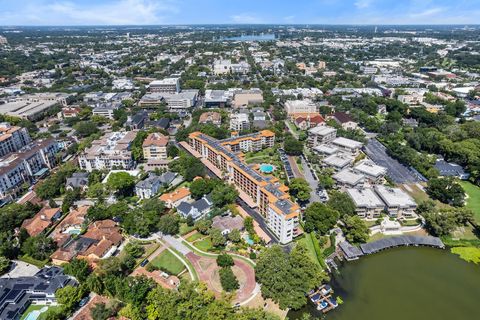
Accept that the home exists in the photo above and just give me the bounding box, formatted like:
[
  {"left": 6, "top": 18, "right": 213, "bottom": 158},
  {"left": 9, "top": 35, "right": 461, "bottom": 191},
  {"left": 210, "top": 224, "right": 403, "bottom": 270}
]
[
  {"left": 159, "top": 187, "right": 191, "bottom": 208},
  {"left": 346, "top": 188, "right": 385, "bottom": 219},
  {"left": 177, "top": 195, "right": 213, "bottom": 220},
  {"left": 374, "top": 185, "right": 417, "bottom": 219},
  {"left": 21, "top": 207, "right": 62, "bottom": 236},
  {"left": 135, "top": 174, "right": 163, "bottom": 199},
  {"left": 51, "top": 205, "right": 89, "bottom": 246},
  {"left": 211, "top": 215, "right": 244, "bottom": 235},
  {"left": 65, "top": 172, "right": 90, "bottom": 192},
  {"left": 331, "top": 112, "right": 358, "bottom": 130}
]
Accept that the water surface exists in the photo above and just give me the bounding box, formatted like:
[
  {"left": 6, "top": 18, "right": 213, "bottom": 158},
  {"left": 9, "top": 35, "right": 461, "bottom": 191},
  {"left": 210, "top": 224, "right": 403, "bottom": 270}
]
[{"left": 288, "top": 247, "right": 480, "bottom": 320}]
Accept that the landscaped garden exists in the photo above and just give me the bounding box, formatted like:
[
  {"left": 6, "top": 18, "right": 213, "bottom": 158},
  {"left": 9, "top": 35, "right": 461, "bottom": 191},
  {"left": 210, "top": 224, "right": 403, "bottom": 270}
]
[
  {"left": 150, "top": 250, "right": 185, "bottom": 275},
  {"left": 459, "top": 181, "right": 480, "bottom": 223},
  {"left": 20, "top": 305, "right": 62, "bottom": 320}
]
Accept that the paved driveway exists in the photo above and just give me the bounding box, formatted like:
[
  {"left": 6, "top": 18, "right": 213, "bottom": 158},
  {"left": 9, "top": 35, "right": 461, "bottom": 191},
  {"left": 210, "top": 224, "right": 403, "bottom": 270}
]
[{"left": 364, "top": 139, "right": 421, "bottom": 184}]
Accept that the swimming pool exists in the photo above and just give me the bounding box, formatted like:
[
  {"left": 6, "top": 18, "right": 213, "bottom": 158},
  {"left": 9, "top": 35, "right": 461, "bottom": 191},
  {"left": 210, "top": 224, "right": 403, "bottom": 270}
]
[
  {"left": 244, "top": 234, "right": 254, "bottom": 245},
  {"left": 259, "top": 164, "right": 274, "bottom": 174}
]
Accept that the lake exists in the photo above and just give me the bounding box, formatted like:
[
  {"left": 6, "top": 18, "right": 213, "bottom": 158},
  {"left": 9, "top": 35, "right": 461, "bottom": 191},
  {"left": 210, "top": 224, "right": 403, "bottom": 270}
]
[
  {"left": 220, "top": 33, "right": 275, "bottom": 41},
  {"left": 288, "top": 247, "right": 480, "bottom": 320}
]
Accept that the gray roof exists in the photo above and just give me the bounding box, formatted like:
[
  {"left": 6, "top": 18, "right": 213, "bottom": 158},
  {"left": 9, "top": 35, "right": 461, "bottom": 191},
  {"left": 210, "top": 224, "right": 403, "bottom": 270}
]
[
  {"left": 159, "top": 172, "right": 177, "bottom": 184},
  {"left": 66, "top": 172, "right": 89, "bottom": 188},
  {"left": 360, "top": 235, "right": 444, "bottom": 254},
  {"left": 136, "top": 175, "right": 162, "bottom": 189},
  {"left": 435, "top": 159, "right": 468, "bottom": 178},
  {"left": 0, "top": 267, "right": 76, "bottom": 320}
]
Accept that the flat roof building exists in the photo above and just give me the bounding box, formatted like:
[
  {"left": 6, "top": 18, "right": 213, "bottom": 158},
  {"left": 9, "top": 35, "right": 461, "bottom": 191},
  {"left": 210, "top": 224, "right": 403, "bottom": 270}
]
[
  {"left": 353, "top": 160, "right": 387, "bottom": 183},
  {"left": 331, "top": 137, "right": 363, "bottom": 155},
  {"left": 149, "top": 78, "right": 180, "bottom": 94},
  {"left": 374, "top": 185, "right": 417, "bottom": 218},
  {"left": 308, "top": 125, "right": 337, "bottom": 147},
  {"left": 333, "top": 169, "right": 365, "bottom": 188},
  {"left": 346, "top": 188, "right": 384, "bottom": 219},
  {"left": 323, "top": 154, "right": 354, "bottom": 171},
  {"left": 285, "top": 100, "right": 317, "bottom": 115}
]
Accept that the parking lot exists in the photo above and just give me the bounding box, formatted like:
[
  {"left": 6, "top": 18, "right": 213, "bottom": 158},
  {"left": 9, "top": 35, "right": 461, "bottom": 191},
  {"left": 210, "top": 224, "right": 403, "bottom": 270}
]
[
  {"left": 364, "top": 139, "right": 423, "bottom": 184},
  {"left": 278, "top": 148, "right": 294, "bottom": 181}
]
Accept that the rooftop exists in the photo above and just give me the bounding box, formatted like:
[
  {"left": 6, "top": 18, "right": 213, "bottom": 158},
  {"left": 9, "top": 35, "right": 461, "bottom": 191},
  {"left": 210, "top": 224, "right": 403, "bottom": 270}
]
[
  {"left": 346, "top": 188, "right": 384, "bottom": 208},
  {"left": 374, "top": 185, "right": 416, "bottom": 208}
]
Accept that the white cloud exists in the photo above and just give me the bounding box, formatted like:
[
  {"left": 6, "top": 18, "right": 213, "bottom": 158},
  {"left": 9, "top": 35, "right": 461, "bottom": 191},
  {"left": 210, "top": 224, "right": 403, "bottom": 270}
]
[
  {"left": 409, "top": 7, "right": 445, "bottom": 19},
  {"left": 284, "top": 15, "right": 295, "bottom": 23},
  {"left": 230, "top": 13, "right": 264, "bottom": 24},
  {"left": 354, "top": 0, "right": 373, "bottom": 9},
  {"left": 0, "top": 0, "right": 179, "bottom": 25}
]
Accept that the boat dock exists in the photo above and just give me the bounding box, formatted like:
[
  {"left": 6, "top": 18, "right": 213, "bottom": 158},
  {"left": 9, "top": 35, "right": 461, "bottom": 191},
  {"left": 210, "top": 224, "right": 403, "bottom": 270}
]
[
  {"left": 307, "top": 285, "right": 338, "bottom": 313},
  {"left": 339, "top": 235, "right": 445, "bottom": 261}
]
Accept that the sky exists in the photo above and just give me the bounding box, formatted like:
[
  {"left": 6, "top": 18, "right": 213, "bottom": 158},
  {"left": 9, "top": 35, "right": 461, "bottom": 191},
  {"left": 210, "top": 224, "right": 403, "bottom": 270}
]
[{"left": 1, "top": 0, "right": 480, "bottom": 26}]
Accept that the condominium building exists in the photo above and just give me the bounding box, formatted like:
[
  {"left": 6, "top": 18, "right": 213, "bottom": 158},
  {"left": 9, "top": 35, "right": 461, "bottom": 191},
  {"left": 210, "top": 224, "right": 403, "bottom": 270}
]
[
  {"left": 284, "top": 100, "right": 317, "bottom": 115},
  {"left": 0, "top": 93, "right": 71, "bottom": 120},
  {"left": 149, "top": 78, "right": 180, "bottom": 93},
  {"left": 308, "top": 125, "right": 337, "bottom": 147},
  {"left": 78, "top": 131, "right": 137, "bottom": 171},
  {"left": 92, "top": 102, "right": 122, "bottom": 119},
  {"left": 229, "top": 112, "right": 250, "bottom": 131},
  {"left": 213, "top": 59, "right": 250, "bottom": 75},
  {"left": 374, "top": 185, "right": 417, "bottom": 218},
  {"left": 346, "top": 188, "right": 384, "bottom": 219},
  {"left": 142, "top": 133, "right": 169, "bottom": 160},
  {"left": 187, "top": 131, "right": 299, "bottom": 244},
  {"left": 331, "top": 137, "right": 363, "bottom": 155},
  {"left": 353, "top": 160, "right": 387, "bottom": 183},
  {"left": 0, "top": 139, "right": 59, "bottom": 202},
  {"left": 0, "top": 123, "right": 31, "bottom": 157}
]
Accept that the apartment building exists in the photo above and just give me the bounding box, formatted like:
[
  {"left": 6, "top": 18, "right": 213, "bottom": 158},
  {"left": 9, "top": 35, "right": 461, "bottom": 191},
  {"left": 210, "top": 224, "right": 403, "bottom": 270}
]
[
  {"left": 308, "top": 126, "right": 337, "bottom": 147},
  {"left": 221, "top": 130, "right": 275, "bottom": 153},
  {"left": 353, "top": 160, "right": 387, "bottom": 183},
  {"left": 92, "top": 102, "right": 122, "bottom": 119},
  {"left": 284, "top": 100, "right": 317, "bottom": 115},
  {"left": 374, "top": 185, "right": 417, "bottom": 218},
  {"left": 78, "top": 131, "right": 137, "bottom": 171},
  {"left": 149, "top": 78, "right": 180, "bottom": 93},
  {"left": 0, "top": 123, "right": 31, "bottom": 157},
  {"left": 213, "top": 59, "right": 250, "bottom": 75},
  {"left": 142, "top": 132, "right": 168, "bottom": 160},
  {"left": 346, "top": 188, "right": 384, "bottom": 219},
  {"left": 0, "top": 139, "right": 59, "bottom": 202},
  {"left": 188, "top": 131, "right": 298, "bottom": 244},
  {"left": 229, "top": 112, "right": 250, "bottom": 131},
  {"left": 331, "top": 137, "right": 363, "bottom": 155}
]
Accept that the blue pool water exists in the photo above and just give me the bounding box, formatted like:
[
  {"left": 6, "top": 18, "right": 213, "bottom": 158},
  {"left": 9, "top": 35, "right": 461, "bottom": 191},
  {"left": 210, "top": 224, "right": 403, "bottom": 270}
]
[
  {"left": 244, "top": 235, "right": 254, "bottom": 245},
  {"left": 259, "top": 164, "right": 274, "bottom": 173}
]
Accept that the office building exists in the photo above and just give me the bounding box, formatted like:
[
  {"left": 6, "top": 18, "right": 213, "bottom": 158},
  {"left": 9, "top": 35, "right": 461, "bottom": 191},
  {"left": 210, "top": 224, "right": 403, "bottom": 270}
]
[
  {"left": 187, "top": 131, "right": 299, "bottom": 244},
  {"left": 92, "top": 102, "right": 122, "bottom": 119},
  {"left": 78, "top": 131, "right": 137, "bottom": 171},
  {"left": 284, "top": 100, "right": 317, "bottom": 115},
  {"left": 149, "top": 78, "right": 180, "bottom": 93},
  {"left": 0, "top": 93, "right": 71, "bottom": 120}
]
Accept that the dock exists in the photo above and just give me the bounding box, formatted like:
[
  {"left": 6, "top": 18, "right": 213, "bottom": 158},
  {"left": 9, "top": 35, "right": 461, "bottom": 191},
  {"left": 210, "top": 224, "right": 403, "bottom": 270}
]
[
  {"left": 307, "top": 285, "right": 338, "bottom": 313},
  {"left": 339, "top": 235, "right": 445, "bottom": 261}
]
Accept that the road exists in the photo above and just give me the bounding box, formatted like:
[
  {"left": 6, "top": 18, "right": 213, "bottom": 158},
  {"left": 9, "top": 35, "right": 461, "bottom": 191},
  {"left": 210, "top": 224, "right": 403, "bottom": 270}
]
[
  {"left": 301, "top": 156, "right": 322, "bottom": 203},
  {"left": 364, "top": 139, "right": 422, "bottom": 184}
]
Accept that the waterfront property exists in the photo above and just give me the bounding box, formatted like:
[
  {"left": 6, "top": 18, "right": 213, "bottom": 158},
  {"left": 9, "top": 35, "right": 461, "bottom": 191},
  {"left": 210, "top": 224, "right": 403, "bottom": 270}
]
[{"left": 185, "top": 130, "right": 300, "bottom": 244}]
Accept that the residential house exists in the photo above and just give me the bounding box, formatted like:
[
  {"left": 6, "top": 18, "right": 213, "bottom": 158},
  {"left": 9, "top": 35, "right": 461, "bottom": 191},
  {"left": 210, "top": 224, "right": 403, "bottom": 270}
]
[
  {"left": 159, "top": 187, "right": 191, "bottom": 208},
  {"left": 211, "top": 215, "right": 244, "bottom": 235},
  {"left": 177, "top": 195, "right": 213, "bottom": 220},
  {"left": 135, "top": 174, "right": 163, "bottom": 199},
  {"left": 21, "top": 207, "right": 62, "bottom": 236},
  {"left": 331, "top": 112, "right": 358, "bottom": 130},
  {"left": 65, "top": 172, "right": 90, "bottom": 192}
]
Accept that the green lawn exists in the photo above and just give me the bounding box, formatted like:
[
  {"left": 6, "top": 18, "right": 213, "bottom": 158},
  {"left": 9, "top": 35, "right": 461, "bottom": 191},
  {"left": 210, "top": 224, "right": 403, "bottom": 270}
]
[
  {"left": 21, "top": 305, "right": 62, "bottom": 320},
  {"left": 150, "top": 250, "right": 185, "bottom": 275},
  {"left": 19, "top": 255, "right": 48, "bottom": 268},
  {"left": 460, "top": 181, "right": 480, "bottom": 223},
  {"left": 179, "top": 223, "right": 196, "bottom": 236},
  {"left": 194, "top": 237, "right": 213, "bottom": 251},
  {"left": 186, "top": 232, "right": 204, "bottom": 242},
  {"left": 296, "top": 233, "right": 322, "bottom": 269}
]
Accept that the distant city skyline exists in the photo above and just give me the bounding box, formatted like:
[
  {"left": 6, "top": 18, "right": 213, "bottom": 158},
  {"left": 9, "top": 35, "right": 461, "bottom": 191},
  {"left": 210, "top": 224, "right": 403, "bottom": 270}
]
[{"left": 1, "top": 0, "right": 480, "bottom": 26}]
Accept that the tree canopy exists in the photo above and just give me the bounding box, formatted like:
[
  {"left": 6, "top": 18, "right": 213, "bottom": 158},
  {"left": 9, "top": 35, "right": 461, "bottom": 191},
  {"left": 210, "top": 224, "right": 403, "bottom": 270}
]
[{"left": 304, "top": 203, "right": 339, "bottom": 234}]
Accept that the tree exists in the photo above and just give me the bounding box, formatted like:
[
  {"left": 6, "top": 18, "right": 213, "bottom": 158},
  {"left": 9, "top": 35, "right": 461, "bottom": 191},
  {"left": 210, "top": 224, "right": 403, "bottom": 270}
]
[
  {"left": 74, "top": 121, "right": 99, "bottom": 137},
  {"left": 0, "top": 256, "right": 10, "bottom": 275},
  {"left": 255, "top": 244, "right": 326, "bottom": 310},
  {"left": 21, "top": 235, "right": 56, "bottom": 260},
  {"left": 63, "top": 258, "right": 91, "bottom": 282},
  {"left": 283, "top": 135, "right": 303, "bottom": 156},
  {"left": 62, "top": 188, "right": 81, "bottom": 213},
  {"left": 209, "top": 228, "right": 227, "bottom": 247},
  {"left": 228, "top": 229, "right": 241, "bottom": 243},
  {"left": 90, "top": 303, "right": 113, "bottom": 320},
  {"left": 327, "top": 191, "right": 356, "bottom": 216},
  {"left": 219, "top": 267, "right": 239, "bottom": 292},
  {"left": 211, "top": 183, "right": 239, "bottom": 208},
  {"left": 304, "top": 203, "right": 339, "bottom": 234},
  {"left": 125, "top": 242, "right": 145, "bottom": 258},
  {"left": 342, "top": 216, "right": 369, "bottom": 243},
  {"left": 158, "top": 214, "right": 180, "bottom": 235},
  {"left": 216, "top": 253, "right": 234, "bottom": 267},
  {"left": 426, "top": 177, "right": 465, "bottom": 207},
  {"left": 169, "top": 155, "right": 205, "bottom": 181},
  {"left": 424, "top": 208, "right": 473, "bottom": 237},
  {"left": 87, "top": 183, "right": 105, "bottom": 199},
  {"left": 195, "top": 219, "right": 212, "bottom": 235},
  {"left": 56, "top": 285, "right": 84, "bottom": 311},
  {"left": 288, "top": 178, "right": 311, "bottom": 202},
  {"left": 167, "top": 145, "right": 179, "bottom": 158},
  {"left": 189, "top": 178, "right": 216, "bottom": 200},
  {"left": 130, "top": 131, "right": 147, "bottom": 161},
  {"left": 106, "top": 172, "right": 136, "bottom": 197}
]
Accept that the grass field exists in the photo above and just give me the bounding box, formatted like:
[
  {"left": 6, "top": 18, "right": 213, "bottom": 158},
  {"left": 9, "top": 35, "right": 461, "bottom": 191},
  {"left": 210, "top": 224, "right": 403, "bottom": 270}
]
[
  {"left": 460, "top": 181, "right": 480, "bottom": 223},
  {"left": 179, "top": 223, "right": 196, "bottom": 236},
  {"left": 186, "top": 233, "right": 204, "bottom": 242},
  {"left": 296, "top": 234, "right": 322, "bottom": 269},
  {"left": 194, "top": 237, "right": 213, "bottom": 252},
  {"left": 151, "top": 250, "right": 185, "bottom": 275},
  {"left": 20, "top": 305, "right": 62, "bottom": 320}
]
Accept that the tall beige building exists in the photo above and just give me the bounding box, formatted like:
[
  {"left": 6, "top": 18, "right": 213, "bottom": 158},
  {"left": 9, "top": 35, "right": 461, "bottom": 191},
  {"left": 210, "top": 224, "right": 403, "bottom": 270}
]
[{"left": 142, "top": 133, "right": 169, "bottom": 160}]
